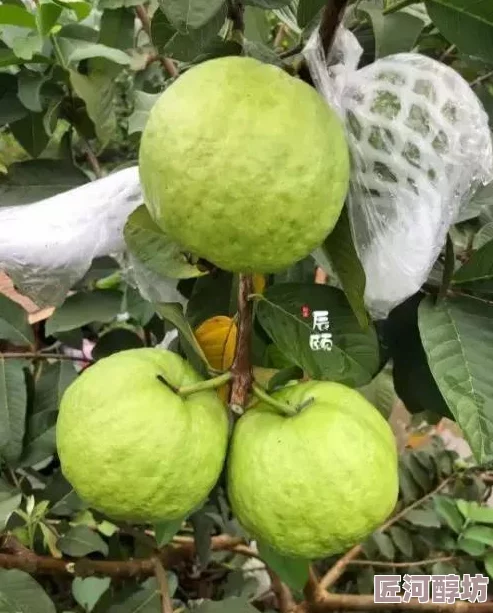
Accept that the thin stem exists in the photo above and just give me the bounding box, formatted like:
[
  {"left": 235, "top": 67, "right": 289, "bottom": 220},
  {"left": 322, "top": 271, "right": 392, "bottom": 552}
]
[
  {"left": 251, "top": 382, "right": 298, "bottom": 416},
  {"left": 0, "top": 352, "right": 92, "bottom": 364},
  {"left": 135, "top": 5, "right": 178, "bottom": 77},
  {"left": 319, "top": 0, "right": 351, "bottom": 58},
  {"left": 178, "top": 372, "right": 232, "bottom": 397},
  {"left": 438, "top": 44, "right": 456, "bottom": 62},
  {"left": 153, "top": 557, "right": 173, "bottom": 613},
  {"left": 470, "top": 69, "right": 493, "bottom": 88},
  {"left": 348, "top": 555, "right": 467, "bottom": 568}
]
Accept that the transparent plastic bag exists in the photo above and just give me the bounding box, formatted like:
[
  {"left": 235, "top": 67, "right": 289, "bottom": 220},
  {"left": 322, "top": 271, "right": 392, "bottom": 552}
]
[
  {"left": 304, "top": 27, "right": 493, "bottom": 318},
  {"left": 0, "top": 166, "right": 182, "bottom": 308}
]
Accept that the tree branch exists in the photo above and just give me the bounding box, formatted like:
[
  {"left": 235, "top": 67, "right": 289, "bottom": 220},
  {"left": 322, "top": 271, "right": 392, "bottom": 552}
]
[
  {"left": 135, "top": 5, "right": 178, "bottom": 77},
  {"left": 319, "top": 0, "right": 351, "bottom": 58},
  {"left": 226, "top": 0, "right": 244, "bottom": 33},
  {"left": 319, "top": 474, "right": 456, "bottom": 590},
  {"left": 0, "top": 352, "right": 93, "bottom": 364},
  {"left": 153, "top": 557, "right": 173, "bottom": 613},
  {"left": 347, "top": 555, "right": 467, "bottom": 569},
  {"left": 229, "top": 273, "right": 254, "bottom": 412}
]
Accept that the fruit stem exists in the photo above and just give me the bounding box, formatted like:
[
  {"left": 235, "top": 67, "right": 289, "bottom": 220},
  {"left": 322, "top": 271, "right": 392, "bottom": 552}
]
[
  {"left": 251, "top": 382, "right": 298, "bottom": 417},
  {"left": 178, "top": 372, "right": 232, "bottom": 397}
]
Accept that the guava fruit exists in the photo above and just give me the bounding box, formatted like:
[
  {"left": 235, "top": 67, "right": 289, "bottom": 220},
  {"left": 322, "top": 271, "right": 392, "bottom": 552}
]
[
  {"left": 227, "top": 381, "right": 398, "bottom": 559},
  {"left": 56, "top": 348, "right": 228, "bottom": 522},
  {"left": 139, "top": 56, "right": 350, "bottom": 273}
]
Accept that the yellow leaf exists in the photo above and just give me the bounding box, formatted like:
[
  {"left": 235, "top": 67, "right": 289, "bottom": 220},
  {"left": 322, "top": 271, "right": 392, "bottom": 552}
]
[{"left": 253, "top": 274, "right": 265, "bottom": 294}]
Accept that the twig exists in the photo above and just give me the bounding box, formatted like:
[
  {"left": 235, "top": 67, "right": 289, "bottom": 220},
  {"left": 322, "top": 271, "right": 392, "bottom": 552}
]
[
  {"left": 438, "top": 44, "right": 456, "bottom": 63},
  {"left": 319, "top": 0, "right": 351, "bottom": 58},
  {"left": 267, "top": 568, "right": 295, "bottom": 613},
  {"left": 319, "top": 474, "right": 456, "bottom": 590},
  {"left": 229, "top": 274, "right": 254, "bottom": 411},
  {"left": 226, "top": 0, "right": 244, "bottom": 33},
  {"left": 153, "top": 557, "right": 173, "bottom": 613},
  {"left": 0, "top": 352, "right": 92, "bottom": 363},
  {"left": 469, "top": 70, "right": 493, "bottom": 88},
  {"left": 274, "top": 24, "right": 287, "bottom": 50},
  {"left": 135, "top": 5, "right": 178, "bottom": 77},
  {"left": 348, "top": 555, "right": 466, "bottom": 568}
]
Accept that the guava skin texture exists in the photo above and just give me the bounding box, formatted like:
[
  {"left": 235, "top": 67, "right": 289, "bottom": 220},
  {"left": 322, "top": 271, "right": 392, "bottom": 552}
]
[
  {"left": 139, "top": 56, "right": 350, "bottom": 273},
  {"left": 56, "top": 348, "right": 228, "bottom": 522},
  {"left": 228, "top": 381, "right": 398, "bottom": 559}
]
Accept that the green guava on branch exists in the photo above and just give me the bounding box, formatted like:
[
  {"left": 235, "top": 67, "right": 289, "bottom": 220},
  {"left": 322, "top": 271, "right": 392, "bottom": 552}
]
[
  {"left": 139, "top": 56, "right": 350, "bottom": 273},
  {"left": 56, "top": 348, "right": 228, "bottom": 522},
  {"left": 227, "top": 380, "right": 398, "bottom": 559}
]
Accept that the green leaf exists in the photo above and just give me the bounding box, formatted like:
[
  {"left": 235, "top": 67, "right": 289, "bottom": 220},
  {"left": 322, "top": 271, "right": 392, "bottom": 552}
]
[
  {"left": 452, "top": 239, "right": 493, "bottom": 294},
  {"left": 17, "top": 70, "right": 49, "bottom": 113},
  {"left": 53, "top": 0, "right": 91, "bottom": 21},
  {"left": 155, "top": 302, "right": 209, "bottom": 368},
  {"left": 58, "top": 525, "right": 109, "bottom": 557},
  {"left": 433, "top": 496, "right": 463, "bottom": 533},
  {"left": 418, "top": 295, "right": 493, "bottom": 462},
  {"left": 456, "top": 500, "right": 493, "bottom": 524},
  {"left": 405, "top": 508, "right": 441, "bottom": 528},
  {"left": 72, "top": 577, "right": 110, "bottom": 612},
  {"left": 0, "top": 358, "right": 27, "bottom": 465},
  {"left": 10, "top": 112, "right": 49, "bottom": 158},
  {"left": 45, "top": 471, "right": 87, "bottom": 516},
  {"left": 474, "top": 222, "right": 493, "bottom": 250},
  {"left": 359, "top": 1, "right": 425, "bottom": 57},
  {"left": 459, "top": 182, "right": 493, "bottom": 223},
  {"left": 195, "top": 598, "right": 262, "bottom": 613},
  {"left": 358, "top": 364, "right": 396, "bottom": 419},
  {"left": 458, "top": 537, "right": 486, "bottom": 556},
  {"left": 0, "top": 75, "right": 28, "bottom": 125},
  {"left": 98, "top": 7, "right": 134, "bottom": 50},
  {"left": 0, "top": 569, "right": 56, "bottom": 613},
  {"left": 0, "top": 4, "right": 36, "bottom": 28},
  {"left": 425, "top": 0, "right": 493, "bottom": 65},
  {"left": 244, "top": 6, "right": 271, "bottom": 44},
  {"left": 36, "top": 0, "right": 62, "bottom": 35},
  {"left": 389, "top": 526, "right": 413, "bottom": 557},
  {"left": 461, "top": 525, "right": 493, "bottom": 547},
  {"left": 257, "top": 540, "right": 309, "bottom": 591},
  {"left": 124, "top": 205, "right": 206, "bottom": 280},
  {"left": 0, "top": 294, "right": 34, "bottom": 345},
  {"left": 154, "top": 517, "right": 184, "bottom": 547},
  {"left": 20, "top": 361, "right": 77, "bottom": 467},
  {"left": 160, "top": 0, "right": 225, "bottom": 32},
  {"left": 318, "top": 207, "right": 368, "bottom": 329},
  {"left": 105, "top": 582, "right": 161, "bottom": 613},
  {"left": 59, "top": 38, "right": 131, "bottom": 65},
  {"left": 0, "top": 491, "right": 21, "bottom": 531},
  {"left": 3, "top": 29, "right": 43, "bottom": 60},
  {"left": 484, "top": 552, "right": 493, "bottom": 580},
  {"left": 371, "top": 532, "right": 395, "bottom": 559},
  {"left": 244, "top": 0, "right": 292, "bottom": 7},
  {"left": 190, "top": 509, "right": 213, "bottom": 567},
  {"left": 46, "top": 290, "right": 122, "bottom": 335},
  {"left": 0, "top": 159, "right": 87, "bottom": 206},
  {"left": 127, "top": 91, "right": 160, "bottom": 134},
  {"left": 297, "top": 0, "right": 325, "bottom": 29},
  {"left": 255, "top": 284, "right": 379, "bottom": 387},
  {"left": 92, "top": 329, "right": 144, "bottom": 360},
  {"left": 69, "top": 69, "right": 117, "bottom": 146},
  {"left": 150, "top": 8, "right": 176, "bottom": 51}
]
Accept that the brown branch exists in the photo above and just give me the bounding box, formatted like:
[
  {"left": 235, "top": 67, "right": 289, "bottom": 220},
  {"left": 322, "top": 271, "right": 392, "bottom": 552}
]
[
  {"left": 226, "top": 0, "right": 244, "bottom": 33},
  {"left": 0, "top": 352, "right": 93, "bottom": 364},
  {"left": 267, "top": 568, "right": 295, "bottom": 613},
  {"left": 135, "top": 5, "right": 178, "bottom": 77},
  {"left": 348, "top": 555, "right": 466, "bottom": 569},
  {"left": 229, "top": 273, "right": 254, "bottom": 411},
  {"left": 470, "top": 70, "right": 493, "bottom": 88},
  {"left": 153, "top": 557, "right": 173, "bottom": 613},
  {"left": 319, "top": 474, "right": 456, "bottom": 590},
  {"left": 319, "top": 0, "right": 351, "bottom": 58}
]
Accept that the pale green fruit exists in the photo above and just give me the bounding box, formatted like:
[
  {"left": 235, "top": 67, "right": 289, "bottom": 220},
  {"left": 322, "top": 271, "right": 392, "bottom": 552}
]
[
  {"left": 56, "top": 348, "right": 228, "bottom": 522},
  {"left": 228, "top": 381, "right": 398, "bottom": 559},
  {"left": 139, "top": 56, "right": 350, "bottom": 274}
]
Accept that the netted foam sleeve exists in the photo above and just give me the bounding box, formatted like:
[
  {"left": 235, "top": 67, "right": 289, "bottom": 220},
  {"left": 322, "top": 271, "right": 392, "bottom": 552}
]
[{"left": 304, "top": 28, "right": 493, "bottom": 319}]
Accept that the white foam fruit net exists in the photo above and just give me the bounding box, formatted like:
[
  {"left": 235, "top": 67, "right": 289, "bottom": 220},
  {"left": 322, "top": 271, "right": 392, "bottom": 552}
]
[{"left": 305, "top": 28, "right": 493, "bottom": 319}]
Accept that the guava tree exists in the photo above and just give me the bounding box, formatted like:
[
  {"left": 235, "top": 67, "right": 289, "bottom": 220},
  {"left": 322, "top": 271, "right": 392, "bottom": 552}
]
[{"left": 1, "top": 0, "right": 493, "bottom": 612}]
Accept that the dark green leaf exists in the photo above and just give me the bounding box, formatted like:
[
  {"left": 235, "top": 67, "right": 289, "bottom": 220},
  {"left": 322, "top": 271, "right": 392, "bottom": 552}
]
[
  {"left": 150, "top": 8, "right": 176, "bottom": 52},
  {"left": 160, "top": 0, "right": 225, "bottom": 31},
  {"left": 484, "top": 552, "right": 493, "bottom": 580},
  {"left": 432, "top": 561, "right": 457, "bottom": 575},
  {"left": 0, "top": 358, "right": 27, "bottom": 465},
  {"left": 433, "top": 496, "right": 463, "bottom": 533},
  {"left": 190, "top": 510, "right": 213, "bottom": 567},
  {"left": 0, "top": 4, "right": 36, "bottom": 27},
  {"left": 20, "top": 361, "right": 77, "bottom": 467},
  {"left": 46, "top": 290, "right": 122, "bottom": 335},
  {"left": 92, "top": 329, "right": 144, "bottom": 360},
  {"left": 255, "top": 283, "right": 379, "bottom": 387},
  {"left": 99, "top": 7, "right": 135, "bottom": 50},
  {"left": 0, "top": 75, "right": 28, "bottom": 125},
  {"left": 0, "top": 569, "right": 56, "bottom": 613},
  {"left": 127, "top": 91, "right": 160, "bottom": 134},
  {"left": 186, "top": 271, "right": 234, "bottom": 328},
  {"left": 267, "top": 365, "right": 304, "bottom": 391},
  {"left": 458, "top": 537, "right": 486, "bottom": 556},
  {"left": 105, "top": 581, "right": 161, "bottom": 613},
  {"left": 461, "top": 525, "right": 493, "bottom": 547},
  {"left": 244, "top": 6, "right": 271, "bottom": 43},
  {"left": 426, "top": 0, "right": 493, "bottom": 65},
  {"left": 319, "top": 207, "right": 368, "bottom": 328},
  {"left": 371, "top": 532, "right": 395, "bottom": 559},
  {"left": 59, "top": 38, "right": 131, "bottom": 65},
  {"left": 58, "top": 525, "right": 109, "bottom": 557},
  {"left": 297, "top": 0, "right": 325, "bottom": 29},
  {"left": 72, "top": 577, "right": 110, "bottom": 613},
  {"left": 0, "top": 159, "right": 87, "bottom": 206},
  {"left": 0, "top": 294, "right": 34, "bottom": 345},
  {"left": 389, "top": 526, "right": 413, "bottom": 557},
  {"left": 459, "top": 181, "right": 493, "bottom": 222},
  {"left": 195, "top": 599, "right": 259, "bottom": 613},
  {"left": 257, "top": 540, "right": 309, "bottom": 591},
  {"left": 45, "top": 471, "right": 87, "bottom": 516},
  {"left": 154, "top": 517, "right": 184, "bottom": 547},
  {"left": 10, "top": 112, "right": 49, "bottom": 158},
  {"left": 358, "top": 365, "right": 396, "bottom": 419},
  {"left": 124, "top": 205, "right": 205, "bottom": 280},
  {"left": 439, "top": 234, "right": 455, "bottom": 298},
  {"left": 244, "top": 0, "right": 292, "bottom": 7},
  {"left": 452, "top": 239, "right": 493, "bottom": 294},
  {"left": 36, "top": 0, "right": 62, "bottom": 35},
  {"left": 419, "top": 295, "right": 493, "bottom": 463},
  {"left": 53, "top": 0, "right": 91, "bottom": 21},
  {"left": 17, "top": 70, "right": 49, "bottom": 113},
  {"left": 405, "top": 508, "right": 441, "bottom": 528}
]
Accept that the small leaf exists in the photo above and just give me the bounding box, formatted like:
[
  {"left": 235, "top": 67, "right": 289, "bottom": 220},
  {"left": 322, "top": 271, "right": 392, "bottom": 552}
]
[
  {"left": 46, "top": 290, "right": 122, "bottom": 335},
  {"left": 433, "top": 496, "right": 463, "bottom": 533},
  {"left": 45, "top": 471, "right": 87, "bottom": 516},
  {"left": 36, "top": 0, "right": 62, "bottom": 36},
  {"left": 53, "top": 0, "right": 91, "bottom": 20},
  {"left": 17, "top": 70, "right": 49, "bottom": 113},
  {"left": 154, "top": 517, "right": 184, "bottom": 547},
  {"left": 458, "top": 537, "right": 487, "bottom": 556},
  {"left": 160, "top": 0, "right": 225, "bottom": 31},
  {"left": 72, "top": 577, "right": 110, "bottom": 612},
  {"left": 405, "top": 508, "right": 441, "bottom": 528},
  {"left": 58, "top": 38, "right": 131, "bottom": 65},
  {"left": 0, "top": 358, "right": 27, "bottom": 465},
  {"left": 0, "top": 493, "right": 22, "bottom": 531},
  {"left": 461, "top": 525, "right": 493, "bottom": 547},
  {"left": 0, "top": 569, "right": 56, "bottom": 613},
  {"left": 106, "top": 581, "right": 161, "bottom": 613},
  {"left": 98, "top": 7, "right": 134, "bottom": 50},
  {"left": 255, "top": 283, "right": 379, "bottom": 387},
  {"left": 0, "top": 4, "right": 36, "bottom": 28},
  {"left": 257, "top": 540, "right": 309, "bottom": 591},
  {"left": 58, "top": 525, "right": 109, "bottom": 557},
  {"left": 456, "top": 500, "right": 493, "bottom": 525},
  {"left": 124, "top": 205, "right": 205, "bottom": 280},
  {"left": 452, "top": 239, "right": 493, "bottom": 294},
  {"left": 389, "top": 526, "right": 413, "bottom": 557},
  {"left": 195, "top": 598, "right": 259, "bottom": 613},
  {"left": 10, "top": 112, "right": 49, "bottom": 158},
  {"left": 127, "top": 91, "right": 160, "bottom": 134},
  {"left": 0, "top": 294, "right": 34, "bottom": 345}
]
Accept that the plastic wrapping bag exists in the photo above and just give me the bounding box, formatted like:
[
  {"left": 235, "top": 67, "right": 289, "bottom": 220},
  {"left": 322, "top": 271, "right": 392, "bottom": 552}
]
[
  {"left": 0, "top": 166, "right": 182, "bottom": 308},
  {"left": 304, "top": 27, "right": 493, "bottom": 318}
]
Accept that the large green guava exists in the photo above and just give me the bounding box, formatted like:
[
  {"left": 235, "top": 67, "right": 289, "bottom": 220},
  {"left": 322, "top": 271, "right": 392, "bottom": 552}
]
[
  {"left": 56, "top": 348, "right": 228, "bottom": 522},
  {"left": 139, "top": 56, "right": 350, "bottom": 273},
  {"left": 227, "top": 381, "right": 398, "bottom": 559}
]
